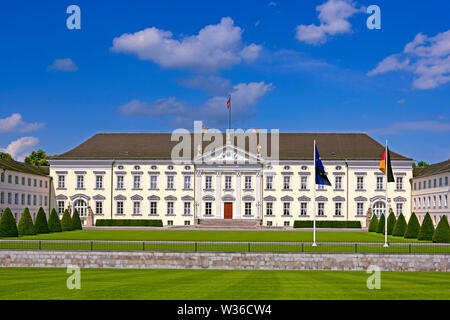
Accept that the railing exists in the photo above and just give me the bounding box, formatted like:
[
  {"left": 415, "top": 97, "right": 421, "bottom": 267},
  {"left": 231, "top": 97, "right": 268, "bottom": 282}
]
[{"left": 0, "top": 240, "right": 449, "bottom": 254}]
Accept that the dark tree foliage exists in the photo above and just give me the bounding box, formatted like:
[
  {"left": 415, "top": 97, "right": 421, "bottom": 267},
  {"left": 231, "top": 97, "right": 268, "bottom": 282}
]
[
  {"left": 392, "top": 213, "right": 407, "bottom": 237},
  {"left": 404, "top": 212, "right": 420, "bottom": 239},
  {"left": 18, "top": 208, "right": 36, "bottom": 236},
  {"left": 34, "top": 207, "right": 49, "bottom": 234},
  {"left": 368, "top": 215, "right": 378, "bottom": 232},
  {"left": 432, "top": 216, "right": 449, "bottom": 243},
  {"left": 376, "top": 214, "right": 385, "bottom": 234},
  {"left": 418, "top": 213, "right": 435, "bottom": 241},
  {"left": 71, "top": 209, "right": 83, "bottom": 231},
  {"left": 0, "top": 208, "right": 18, "bottom": 237},
  {"left": 61, "top": 210, "right": 73, "bottom": 231},
  {"left": 386, "top": 212, "right": 397, "bottom": 235},
  {"left": 48, "top": 208, "right": 62, "bottom": 233}
]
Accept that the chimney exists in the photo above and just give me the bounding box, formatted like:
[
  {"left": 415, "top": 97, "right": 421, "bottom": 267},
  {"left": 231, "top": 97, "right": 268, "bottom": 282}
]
[{"left": 201, "top": 127, "right": 208, "bottom": 134}]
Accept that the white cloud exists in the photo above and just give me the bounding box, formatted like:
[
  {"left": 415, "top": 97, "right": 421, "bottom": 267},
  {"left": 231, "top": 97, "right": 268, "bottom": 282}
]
[
  {"left": 368, "top": 30, "right": 450, "bottom": 89},
  {"left": 295, "top": 0, "right": 362, "bottom": 45},
  {"left": 397, "top": 98, "right": 406, "bottom": 104},
  {"left": 368, "top": 121, "right": 450, "bottom": 134},
  {"left": 111, "top": 17, "right": 262, "bottom": 72},
  {"left": 117, "top": 81, "right": 273, "bottom": 128},
  {"left": 268, "top": 2, "right": 277, "bottom": 7},
  {"left": 177, "top": 76, "right": 233, "bottom": 96},
  {"left": 0, "top": 136, "right": 39, "bottom": 161},
  {"left": 0, "top": 113, "right": 44, "bottom": 133},
  {"left": 47, "top": 58, "right": 78, "bottom": 72}
]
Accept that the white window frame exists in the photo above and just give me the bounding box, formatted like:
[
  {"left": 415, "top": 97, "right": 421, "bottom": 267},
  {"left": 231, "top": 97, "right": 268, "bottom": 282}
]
[
  {"left": 76, "top": 175, "right": 84, "bottom": 189},
  {"left": 335, "top": 176, "right": 342, "bottom": 189},
  {"left": 396, "top": 203, "right": 403, "bottom": 216},
  {"left": 225, "top": 176, "right": 232, "bottom": 189},
  {"left": 356, "top": 176, "right": 364, "bottom": 190},
  {"left": 335, "top": 202, "right": 342, "bottom": 216},
  {"left": 376, "top": 176, "right": 384, "bottom": 190},
  {"left": 266, "top": 202, "right": 273, "bottom": 216},
  {"left": 283, "top": 176, "right": 291, "bottom": 190},
  {"left": 149, "top": 201, "right": 158, "bottom": 215},
  {"left": 58, "top": 175, "right": 65, "bottom": 189},
  {"left": 133, "top": 175, "right": 141, "bottom": 189},
  {"left": 96, "top": 175, "right": 103, "bottom": 189},
  {"left": 116, "top": 175, "right": 124, "bottom": 189},
  {"left": 184, "top": 202, "right": 191, "bottom": 215},
  {"left": 150, "top": 175, "right": 158, "bottom": 190},
  {"left": 116, "top": 201, "right": 124, "bottom": 215},
  {"left": 167, "top": 202, "right": 174, "bottom": 215},
  {"left": 317, "top": 202, "right": 325, "bottom": 216},
  {"left": 300, "top": 176, "right": 308, "bottom": 190},
  {"left": 184, "top": 176, "right": 191, "bottom": 189},
  {"left": 245, "top": 176, "right": 252, "bottom": 189},
  {"left": 205, "top": 176, "right": 212, "bottom": 189},
  {"left": 283, "top": 202, "right": 290, "bottom": 216},
  {"left": 205, "top": 202, "right": 212, "bottom": 215},
  {"left": 244, "top": 202, "right": 252, "bottom": 216},
  {"left": 167, "top": 175, "right": 174, "bottom": 189},
  {"left": 95, "top": 201, "right": 103, "bottom": 215},
  {"left": 58, "top": 201, "right": 65, "bottom": 214},
  {"left": 133, "top": 201, "right": 141, "bottom": 215},
  {"left": 356, "top": 202, "right": 364, "bottom": 216},
  {"left": 300, "top": 202, "right": 307, "bottom": 216}
]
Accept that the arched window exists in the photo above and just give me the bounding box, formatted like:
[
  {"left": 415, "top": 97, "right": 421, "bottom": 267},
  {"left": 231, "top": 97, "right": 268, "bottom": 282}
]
[
  {"left": 74, "top": 199, "right": 87, "bottom": 217},
  {"left": 373, "top": 201, "right": 386, "bottom": 218}
]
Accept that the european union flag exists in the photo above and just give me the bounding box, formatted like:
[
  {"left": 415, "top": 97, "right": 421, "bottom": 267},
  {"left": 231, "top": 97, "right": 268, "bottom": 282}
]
[{"left": 315, "top": 145, "right": 332, "bottom": 186}]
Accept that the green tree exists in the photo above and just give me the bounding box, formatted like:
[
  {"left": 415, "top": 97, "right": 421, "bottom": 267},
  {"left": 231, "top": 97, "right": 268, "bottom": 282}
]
[
  {"left": 376, "top": 214, "right": 385, "bottom": 234},
  {"left": 0, "top": 152, "right": 13, "bottom": 160},
  {"left": 61, "top": 210, "right": 73, "bottom": 231},
  {"left": 24, "top": 149, "right": 52, "bottom": 166},
  {"left": 34, "top": 207, "right": 49, "bottom": 234},
  {"left": 432, "top": 216, "right": 449, "bottom": 243},
  {"left": 386, "top": 212, "right": 397, "bottom": 235},
  {"left": 71, "top": 209, "right": 83, "bottom": 231},
  {"left": 412, "top": 161, "right": 430, "bottom": 168},
  {"left": 368, "top": 215, "right": 378, "bottom": 232},
  {"left": 418, "top": 213, "right": 435, "bottom": 241},
  {"left": 0, "top": 208, "right": 18, "bottom": 237},
  {"left": 17, "top": 208, "right": 36, "bottom": 236},
  {"left": 392, "top": 213, "right": 407, "bottom": 237},
  {"left": 404, "top": 212, "right": 420, "bottom": 239},
  {"left": 48, "top": 208, "right": 62, "bottom": 233}
]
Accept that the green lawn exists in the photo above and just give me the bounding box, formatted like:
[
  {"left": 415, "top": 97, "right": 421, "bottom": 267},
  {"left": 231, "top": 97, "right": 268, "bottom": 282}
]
[
  {"left": 0, "top": 268, "right": 448, "bottom": 300},
  {"left": 0, "top": 229, "right": 430, "bottom": 243}
]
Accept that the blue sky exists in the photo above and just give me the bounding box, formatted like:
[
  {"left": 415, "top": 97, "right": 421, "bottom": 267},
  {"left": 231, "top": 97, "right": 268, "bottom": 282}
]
[{"left": 0, "top": 0, "right": 449, "bottom": 163}]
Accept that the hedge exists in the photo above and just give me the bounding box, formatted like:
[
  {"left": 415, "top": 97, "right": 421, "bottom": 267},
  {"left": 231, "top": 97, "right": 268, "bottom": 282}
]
[
  {"left": 386, "top": 212, "right": 397, "bottom": 235},
  {"left": 418, "top": 213, "right": 434, "bottom": 241},
  {"left": 0, "top": 208, "right": 18, "bottom": 237},
  {"left": 18, "top": 208, "right": 36, "bottom": 236},
  {"left": 48, "top": 208, "right": 62, "bottom": 233},
  {"left": 432, "top": 216, "right": 449, "bottom": 243},
  {"left": 376, "top": 214, "right": 385, "bottom": 234},
  {"left": 34, "top": 207, "right": 49, "bottom": 234},
  {"left": 392, "top": 213, "right": 407, "bottom": 237},
  {"left": 71, "top": 209, "right": 83, "bottom": 231},
  {"left": 368, "top": 215, "right": 378, "bottom": 232},
  {"left": 95, "top": 219, "right": 163, "bottom": 227},
  {"left": 61, "top": 210, "right": 73, "bottom": 231},
  {"left": 293, "top": 221, "right": 361, "bottom": 229},
  {"left": 404, "top": 212, "right": 420, "bottom": 239}
]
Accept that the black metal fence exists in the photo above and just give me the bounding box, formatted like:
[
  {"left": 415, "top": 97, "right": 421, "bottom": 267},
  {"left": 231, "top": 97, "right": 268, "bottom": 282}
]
[{"left": 0, "top": 240, "right": 449, "bottom": 254}]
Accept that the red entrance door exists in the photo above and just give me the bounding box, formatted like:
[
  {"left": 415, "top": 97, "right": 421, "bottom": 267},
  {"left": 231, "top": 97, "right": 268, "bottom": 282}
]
[{"left": 224, "top": 203, "right": 233, "bottom": 219}]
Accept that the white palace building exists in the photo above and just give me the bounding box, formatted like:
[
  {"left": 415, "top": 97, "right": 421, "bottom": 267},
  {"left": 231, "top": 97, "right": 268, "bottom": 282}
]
[{"left": 48, "top": 131, "right": 414, "bottom": 227}]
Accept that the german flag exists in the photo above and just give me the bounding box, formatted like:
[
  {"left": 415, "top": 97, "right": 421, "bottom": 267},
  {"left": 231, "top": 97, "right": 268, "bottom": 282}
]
[
  {"left": 227, "top": 96, "right": 231, "bottom": 109},
  {"left": 379, "top": 147, "right": 395, "bottom": 182}
]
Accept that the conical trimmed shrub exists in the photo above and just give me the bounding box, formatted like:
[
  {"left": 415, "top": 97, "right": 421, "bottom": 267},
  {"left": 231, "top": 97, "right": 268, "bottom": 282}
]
[
  {"left": 386, "top": 212, "right": 397, "bottom": 235},
  {"left": 392, "top": 213, "right": 407, "bottom": 237},
  {"left": 404, "top": 212, "right": 420, "bottom": 239},
  {"left": 368, "top": 214, "right": 378, "bottom": 232},
  {"left": 48, "top": 208, "right": 62, "bottom": 233},
  {"left": 0, "top": 208, "right": 18, "bottom": 237},
  {"left": 71, "top": 209, "right": 83, "bottom": 231},
  {"left": 418, "top": 213, "right": 435, "bottom": 241},
  {"left": 61, "top": 210, "right": 73, "bottom": 231},
  {"left": 432, "top": 216, "right": 449, "bottom": 243},
  {"left": 376, "top": 214, "right": 385, "bottom": 234},
  {"left": 18, "top": 208, "right": 36, "bottom": 236},
  {"left": 34, "top": 207, "right": 49, "bottom": 234}
]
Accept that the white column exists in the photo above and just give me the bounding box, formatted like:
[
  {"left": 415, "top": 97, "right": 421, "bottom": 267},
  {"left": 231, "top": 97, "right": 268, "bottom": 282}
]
[
  {"left": 236, "top": 171, "right": 241, "bottom": 219},
  {"left": 256, "top": 170, "right": 261, "bottom": 219},
  {"left": 195, "top": 170, "right": 202, "bottom": 219},
  {"left": 216, "top": 171, "right": 221, "bottom": 218}
]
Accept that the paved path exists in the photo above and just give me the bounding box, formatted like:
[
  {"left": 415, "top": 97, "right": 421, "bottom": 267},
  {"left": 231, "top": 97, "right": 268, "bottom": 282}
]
[{"left": 85, "top": 226, "right": 367, "bottom": 232}]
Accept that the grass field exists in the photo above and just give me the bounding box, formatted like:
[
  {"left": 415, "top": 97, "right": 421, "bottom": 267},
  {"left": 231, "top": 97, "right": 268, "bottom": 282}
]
[
  {"left": 0, "top": 268, "right": 448, "bottom": 300},
  {"left": 0, "top": 229, "right": 430, "bottom": 243}
]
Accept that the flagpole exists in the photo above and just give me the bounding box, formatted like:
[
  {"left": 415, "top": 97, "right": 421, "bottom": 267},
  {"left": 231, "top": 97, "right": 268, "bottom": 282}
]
[
  {"left": 228, "top": 95, "right": 231, "bottom": 130},
  {"left": 384, "top": 139, "right": 389, "bottom": 247},
  {"left": 312, "top": 139, "right": 317, "bottom": 247}
]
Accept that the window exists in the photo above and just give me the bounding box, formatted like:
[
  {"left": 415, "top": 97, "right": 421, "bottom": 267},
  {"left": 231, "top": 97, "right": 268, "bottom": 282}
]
[
  {"left": 376, "top": 177, "right": 384, "bottom": 190},
  {"left": 283, "top": 203, "right": 290, "bottom": 216},
  {"left": 45, "top": 181, "right": 48, "bottom": 188},
  {"left": 205, "top": 202, "right": 212, "bottom": 215},
  {"left": 33, "top": 195, "right": 36, "bottom": 206},
  {"left": 21, "top": 177, "right": 25, "bottom": 185},
  {"left": 14, "top": 193, "right": 18, "bottom": 205},
  {"left": 150, "top": 175, "right": 158, "bottom": 189},
  {"left": 317, "top": 203, "right": 325, "bottom": 216},
  {"left": 300, "top": 176, "right": 308, "bottom": 190},
  {"left": 184, "top": 202, "right": 191, "bottom": 215},
  {"left": 396, "top": 203, "right": 403, "bottom": 216},
  {"left": 357, "top": 203, "right": 364, "bottom": 216},
  {"left": 267, "top": 221, "right": 273, "bottom": 226},
  {"left": 21, "top": 194, "right": 25, "bottom": 205},
  {"left": 439, "top": 177, "right": 442, "bottom": 187},
  {"left": 44, "top": 196, "right": 47, "bottom": 207},
  {"left": 356, "top": 176, "right": 364, "bottom": 190},
  {"left": 96, "top": 202, "right": 103, "bottom": 215},
  {"left": 39, "top": 180, "right": 42, "bottom": 188},
  {"left": 335, "top": 176, "right": 342, "bottom": 189},
  {"left": 414, "top": 182, "right": 416, "bottom": 190},
  {"left": 39, "top": 195, "right": 42, "bottom": 206},
  {"left": 7, "top": 192, "right": 11, "bottom": 204},
  {"left": 184, "top": 221, "right": 190, "bottom": 226},
  {"left": 133, "top": 175, "right": 141, "bottom": 189},
  {"left": 117, "top": 176, "right": 124, "bottom": 189},
  {"left": 428, "top": 180, "right": 431, "bottom": 188},
  {"left": 317, "top": 184, "right": 324, "bottom": 190},
  {"left": 284, "top": 221, "right": 290, "bottom": 227},
  {"left": 245, "top": 202, "right": 252, "bottom": 216},
  {"left": 133, "top": 201, "right": 141, "bottom": 215},
  {"left": 423, "top": 181, "right": 426, "bottom": 189},
  {"left": 266, "top": 203, "right": 273, "bottom": 216},
  {"left": 335, "top": 203, "right": 342, "bottom": 216},
  {"left": 58, "top": 201, "right": 65, "bottom": 214},
  {"left": 150, "top": 202, "right": 157, "bottom": 215},
  {"left": 300, "top": 202, "right": 307, "bottom": 216},
  {"left": 8, "top": 175, "right": 12, "bottom": 183},
  {"left": 167, "top": 220, "right": 173, "bottom": 226},
  {"left": 27, "top": 194, "right": 31, "bottom": 205},
  {"left": 245, "top": 176, "right": 252, "bottom": 189},
  {"left": 433, "top": 196, "right": 436, "bottom": 208},
  {"left": 428, "top": 197, "right": 431, "bottom": 208},
  {"left": 438, "top": 195, "right": 442, "bottom": 207},
  {"left": 396, "top": 177, "right": 403, "bottom": 190},
  {"left": 433, "top": 179, "right": 437, "bottom": 188},
  {"left": 76, "top": 175, "right": 84, "bottom": 189},
  {"left": 28, "top": 178, "right": 31, "bottom": 186},
  {"left": 0, "top": 192, "right": 4, "bottom": 204},
  {"left": 15, "top": 176, "right": 18, "bottom": 184},
  {"left": 0, "top": 172, "right": 3, "bottom": 183},
  {"left": 33, "top": 179, "right": 37, "bottom": 187},
  {"left": 445, "top": 195, "right": 448, "bottom": 207},
  {"left": 96, "top": 176, "right": 103, "bottom": 189},
  {"left": 58, "top": 175, "right": 65, "bottom": 189},
  {"left": 167, "top": 202, "right": 174, "bottom": 215},
  {"left": 283, "top": 176, "right": 291, "bottom": 190},
  {"left": 167, "top": 175, "right": 174, "bottom": 189},
  {"left": 116, "top": 201, "right": 124, "bottom": 215},
  {"left": 413, "top": 198, "right": 417, "bottom": 209},
  {"left": 205, "top": 176, "right": 212, "bottom": 189},
  {"left": 418, "top": 181, "right": 421, "bottom": 190},
  {"left": 266, "top": 176, "right": 273, "bottom": 189},
  {"left": 225, "top": 176, "right": 232, "bottom": 189},
  {"left": 184, "top": 176, "right": 191, "bottom": 189},
  {"left": 445, "top": 177, "right": 448, "bottom": 186}
]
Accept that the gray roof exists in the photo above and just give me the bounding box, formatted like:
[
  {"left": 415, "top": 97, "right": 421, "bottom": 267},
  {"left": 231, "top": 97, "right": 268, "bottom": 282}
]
[
  {"left": 0, "top": 159, "right": 49, "bottom": 177},
  {"left": 413, "top": 159, "right": 450, "bottom": 178}
]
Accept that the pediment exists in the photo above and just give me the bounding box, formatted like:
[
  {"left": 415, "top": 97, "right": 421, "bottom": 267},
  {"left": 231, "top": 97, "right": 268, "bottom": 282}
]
[{"left": 194, "top": 144, "right": 263, "bottom": 165}]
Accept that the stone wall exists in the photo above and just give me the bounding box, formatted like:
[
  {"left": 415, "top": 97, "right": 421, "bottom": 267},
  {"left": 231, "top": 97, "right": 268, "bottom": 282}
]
[{"left": 0, "top": 251, "right": 448, "bottom": 272}]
